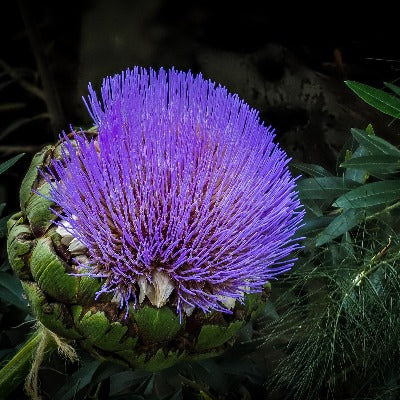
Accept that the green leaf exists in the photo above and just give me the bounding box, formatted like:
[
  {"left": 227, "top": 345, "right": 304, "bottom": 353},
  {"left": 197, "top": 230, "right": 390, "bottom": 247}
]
[
  {"left": 109, "top": 371, "right": 151, "bottom": 396},
  {"left": 301, "top": 199, "right": 324, "bottom": 217},
  {"left": 333, "top": 181, "right": 400, "bottom": 208},
  {"left": 196, "top": 320, "right": 244, "bottom": 351},
  {"left": 292, "top": 162, "right": 332, "bottom": 177},
  {"left": 365, "top": 123, "right": 375, "bottom": 135},
  {"left": 0, "top": 213, "right": 12, "bottom": 238},
  {"left": 143, "top": 374, "right": 155, "bottom": 395},
  {"left": 167, "top": 390, "right": 183, "bottom": 400},
  {"left": 195, "top": 359, "right": 228, "bottom": 393},
  {"left": 0, "top": 272, "right": 28, "bottom": 310},
  {"left": 384, "top": 82, "right": 400, "bottom": 97},
  {"left": 55, "top": 359, "right": 101, "bottom": 400},
  {"left": 351, "top": 128, "right": 400, "bottom": 157},
  {"left": 134, "top": 305, "right": 181, "bottom": 343},
  {"left": 296, "top": 215, "right": 336, "bottom": 237},
  {"left": 90, "top": 362, "right": 125, "bottom": 385},
  {"left": 94, "top": 322, "right": 136, "bottom": 352},
  {"left": 297, "top": 177, "right": 360, "bottom": 200},
  {"left": 219, "top": 357, "right": 265, "bottom": 385},
  {"left": 0, "top": 153, "right": 24, "bottom": 175},
  {"left": 344, "top": 145, "right": 369, "bottom": 184},
  {"left": 0, "top": 287, "right": 27, "bottom": 310},
  {"left": 340, "top": 155, "right": 400, "bottom": 174},
  {"left": 345, "top": 81, "right": 400, "bottom": 119},
  {"left": 262, "top": 301, "right": 279, "bottom": 320},
  {"left": 129, "top": 348, "right": 186, "bottom": 371},
  {"left": 0, "top": 348, "right": 14, "bottom": 362},
  {"left": 315, "top": 209, "right": 365, "bottom": 246},
  {"left": 72, "top": 309, "right": 110, "bottom": 343}
]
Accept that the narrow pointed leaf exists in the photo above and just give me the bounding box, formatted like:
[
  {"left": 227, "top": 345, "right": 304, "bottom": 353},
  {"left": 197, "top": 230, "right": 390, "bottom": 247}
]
[
  {"left": 351, "top": 128, "right": 400, "bottom": 157},
  {"left": 333, "top": 181, "right": 400, "bottom": 208},
  {"left": 296, "top": 215, "right": 336, "bottom": 237},
  {"left": 292, "top": 162, "right": 332, "bottom": 177},
  {"left": 384, "top": 82, "right": 400, "bottom": 97},
  {"left": 109, "top": 371, "right": 152, "bottom": 396},
  {"left": 315, "top": 209, "right": 365, "bottom": 246},
  {"left": 55, "top": 360, "right": 101, "bottom": 400},
  {"left": 344, "top": 145, "right": 369, "bottom": 183},
  {"left": 340, "top": 155, "right": 400, "bottom": 173},
  {"left": 0, "top": 153, "right": 24, "bottom": 175},
  {"left": 0, "top": 272, "right": 26, "bottom": 301},
  {"left": 297, "top": 177, "right": 360, "bottom": 199},
  {"left": 345, "top": 81, "right": 400, "bottom": 119}
]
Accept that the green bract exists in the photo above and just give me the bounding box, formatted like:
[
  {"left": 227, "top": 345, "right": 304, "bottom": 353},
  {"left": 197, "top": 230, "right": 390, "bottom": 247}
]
[{"left": 7, "top": 133, "right": 267, "bottom": 372}]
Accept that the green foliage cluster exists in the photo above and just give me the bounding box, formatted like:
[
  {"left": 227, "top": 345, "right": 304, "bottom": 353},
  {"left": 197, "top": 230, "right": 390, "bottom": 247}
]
[{"left": 262, "top": 81, "right": 400, "bottom": 399}]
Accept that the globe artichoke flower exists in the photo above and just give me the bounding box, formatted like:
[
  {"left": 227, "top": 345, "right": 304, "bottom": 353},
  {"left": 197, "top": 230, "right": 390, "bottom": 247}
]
[{"left": 6, "top": 67, "right": 304, "bottom": 373}]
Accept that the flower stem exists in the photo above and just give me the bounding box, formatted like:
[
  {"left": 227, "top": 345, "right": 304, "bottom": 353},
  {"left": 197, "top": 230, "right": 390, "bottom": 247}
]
[{"left": 0, "top": 329, "right": 57, "bottom": 398}]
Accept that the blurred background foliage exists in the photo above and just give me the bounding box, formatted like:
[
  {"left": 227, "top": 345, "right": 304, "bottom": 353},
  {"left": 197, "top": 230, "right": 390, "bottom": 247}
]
[{"left": 1, "top": 1, "right": 400, "bottom": 399}]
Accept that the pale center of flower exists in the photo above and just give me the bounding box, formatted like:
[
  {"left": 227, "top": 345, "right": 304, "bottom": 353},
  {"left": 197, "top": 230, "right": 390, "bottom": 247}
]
[{"left": 56, "top": 219, "right": 239, "bottom": 314}]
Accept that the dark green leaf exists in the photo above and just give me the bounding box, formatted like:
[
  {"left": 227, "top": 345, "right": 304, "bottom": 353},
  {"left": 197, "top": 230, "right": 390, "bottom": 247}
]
[
  {"left": 0, "top": 272, "right": 24, "bottom": 298},
  {"left": 0, "top": 348, "right": 15, "bottom": 362},
  {"left": 236, "top": 322, "right": 253, "bottom": 341},
  {"left": 0, "top": 272, "right": 28, "bottom": 310},
  {"left": 296, "top": 216, "right": 336, "bottom": 237},
  {"left": 333, "top": 181, "right": 400, "bottom": 208},
  {"left": 292, "top": 162, "right": 332, "bottom": 177},
  {"left": 0, "top": 203, "right": 5, "bottom": 215},
  {"left": 315, "top": 209, "right": 365, "bottom": 246},
  {"left": 0, "top": 153, "right": 24, "bottom": 175},
  {"left": 192, "top": 359, "right": 228, "bottom": 393},
  {"left": 55, "top": 360, "right": 101, "bottom": 400},
  {"left": 384, "top": 82, "right": 400, "bottom": 97},
  {"left": 0, "top": 287, "right": 28, "bottom": 310},
  {"left": 262, "top": 302, "right": 279, "bottom": 320},
  {"left": 340, "top": 155, "right": 400, "bottom": 173},
  {"left": 0, "top": 259, "right": 11, "bottom": 272},
  {"left": 351, "top": 128, "right": 400, "bottom": 157},
  {"left": 220, "top": 357, "right": 265, "bottom": 385},
  {"left": 143, "top": 374, "right": 155, "bottom": 395},
  {"left": 109, "top": 370, "right": 152, "bottom": 396},
  {"left": 345, "top": 81, "right": 400, "bottom": 119},
  {"left": 0, "top": 214, "right": 11, "bottom": 238},
  {"left": 365, "top": 123, "right": 375, "bottom": 135},
  {"left": 91, "top": 361, "right": 125, "bottom": 384},
  {"left": 167, "top": 390, "right": 183, "bottom": 400},
  {"left": 344, "top": 145, "right": 369, "bottom": 183},
  {"left": 297, "top": 177, "right": 360, "bottom": 200},
  {"left": 110, "top": 396, "right": 144, "bottom": 400},
  {"left": 302, "top": 199, "right": 323, "bottom": 217}
]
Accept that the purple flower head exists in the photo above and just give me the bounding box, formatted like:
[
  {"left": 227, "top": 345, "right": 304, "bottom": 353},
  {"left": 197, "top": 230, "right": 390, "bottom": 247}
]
[{"left": 47, "top": 67, "right": 304, "bottom": 317}]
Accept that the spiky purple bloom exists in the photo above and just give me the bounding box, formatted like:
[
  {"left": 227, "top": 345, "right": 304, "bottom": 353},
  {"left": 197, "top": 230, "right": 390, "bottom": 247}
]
[{"left": 47, "top": 67, "right": 304, "bottom": 316}]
